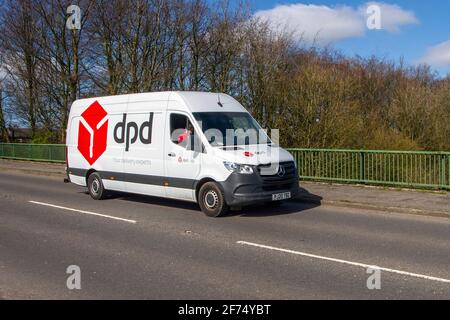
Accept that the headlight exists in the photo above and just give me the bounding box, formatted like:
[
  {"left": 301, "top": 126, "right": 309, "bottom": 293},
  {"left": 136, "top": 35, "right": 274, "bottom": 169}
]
[
  {"left": 239, "top": 164, "right": 254, "bottom": 175},
  {"left": 223, "top": 162, "right": 254, "bottom": 175}
]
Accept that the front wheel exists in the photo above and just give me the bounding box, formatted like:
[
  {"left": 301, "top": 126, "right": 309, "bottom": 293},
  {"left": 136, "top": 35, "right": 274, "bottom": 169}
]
[
  {"left": 198, "top": 182, "right": 229, "bottom": 217},
  {"left": 87, "top": 172, "right": 108, "bottom": 200}
]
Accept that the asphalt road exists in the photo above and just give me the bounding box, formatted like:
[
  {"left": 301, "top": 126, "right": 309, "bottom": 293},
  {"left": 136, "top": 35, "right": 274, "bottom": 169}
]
[{"left": 0, "top": 171, "right": 449, "bottom": 300}]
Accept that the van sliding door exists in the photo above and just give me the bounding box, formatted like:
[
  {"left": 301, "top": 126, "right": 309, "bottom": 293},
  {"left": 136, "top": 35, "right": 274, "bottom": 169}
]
[{"left": 121, "top": 101, "right": 166, "bottom": 197}]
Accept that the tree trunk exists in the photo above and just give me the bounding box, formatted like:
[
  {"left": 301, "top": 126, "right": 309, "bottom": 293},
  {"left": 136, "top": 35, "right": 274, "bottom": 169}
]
[{"left": 0, "top": 88, "right": 10, "bottom": 142}]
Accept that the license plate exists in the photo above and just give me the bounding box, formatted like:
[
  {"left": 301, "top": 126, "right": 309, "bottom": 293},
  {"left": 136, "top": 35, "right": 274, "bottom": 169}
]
[{"left": 272, "top": 192, "right": 291, "bottom": 201}]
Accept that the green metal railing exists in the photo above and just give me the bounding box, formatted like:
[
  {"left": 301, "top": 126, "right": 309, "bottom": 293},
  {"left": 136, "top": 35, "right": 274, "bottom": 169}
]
[
  {"left": 288, "top": 149, "right": 450, "bottom": 190},
  {"left": 0, "top": 143, "right": 65, "bottom": 163},
  {"left": 0, "top": 143, "right": 449, "bottom": 190}
]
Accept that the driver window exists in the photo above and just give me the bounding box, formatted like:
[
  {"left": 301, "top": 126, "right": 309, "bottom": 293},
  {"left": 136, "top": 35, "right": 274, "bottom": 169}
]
[{"left": 170, "top": 113, "right": 194, "bottom": 148}]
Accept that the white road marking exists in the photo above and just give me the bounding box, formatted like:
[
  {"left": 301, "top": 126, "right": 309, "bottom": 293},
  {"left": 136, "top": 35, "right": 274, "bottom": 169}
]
[
  {"left": 29, "top": 201, "right": 137, "bottom": 224},
  {"left": 237, "top": 241, "right": 450, "bottom": 284}
]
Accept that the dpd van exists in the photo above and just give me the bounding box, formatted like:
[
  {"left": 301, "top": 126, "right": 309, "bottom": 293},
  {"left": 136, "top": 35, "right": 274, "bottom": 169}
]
[{"left": 66, "top": 92, "right": 300, "bottom": 217}]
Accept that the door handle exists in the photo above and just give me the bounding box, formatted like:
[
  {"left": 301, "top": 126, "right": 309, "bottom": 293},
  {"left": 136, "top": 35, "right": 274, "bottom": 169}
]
[{"left": 168, "top": 152, "right": 176, "bottom": 157}]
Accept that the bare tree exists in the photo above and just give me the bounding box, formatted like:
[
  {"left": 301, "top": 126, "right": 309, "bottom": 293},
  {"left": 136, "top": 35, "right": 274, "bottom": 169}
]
[
  {"left": 0, "top": 85, "right": 9, "bottom": 142},
  {"left": 204, "top": 1, "right": 247, "bottom": 92},
  {"left": 0, "top": 0, "right": 448, "bottom": 150},
  {"left": 34, "top": 0, "right": 93, "bottom": 141},
  {"left": 87, "top": 0, "right": 129, "bottom": 95},
  {"left": 0, "top": 0, "right": 41, "bottom": 138}
]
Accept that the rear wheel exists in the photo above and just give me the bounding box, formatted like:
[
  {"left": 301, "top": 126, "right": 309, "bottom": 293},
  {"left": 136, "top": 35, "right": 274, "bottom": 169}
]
[
  {"left": 87, "top": 172, "right": 107, "bottom": 200},
  {"left": 198, "top": 182, "right": 229, "bottom": 217}
]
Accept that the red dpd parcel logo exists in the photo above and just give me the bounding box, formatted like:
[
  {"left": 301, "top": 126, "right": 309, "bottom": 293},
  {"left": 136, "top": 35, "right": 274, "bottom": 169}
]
[{"left": 77, "top": 101, "right": 108, "bottom": 165}]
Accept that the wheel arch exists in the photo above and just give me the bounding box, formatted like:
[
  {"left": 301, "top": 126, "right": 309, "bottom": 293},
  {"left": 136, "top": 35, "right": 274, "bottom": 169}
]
[
  {"left": 85, "top": 168, "right": 97, "bottom": 185},
  {"left": 195, "top": 177, "right": 217, "bottom": 202}
]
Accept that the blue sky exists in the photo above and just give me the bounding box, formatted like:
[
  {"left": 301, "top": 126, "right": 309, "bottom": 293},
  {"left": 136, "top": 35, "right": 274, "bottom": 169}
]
[{"left": 248, "top": 0, "right": 450, "bottom": 76}]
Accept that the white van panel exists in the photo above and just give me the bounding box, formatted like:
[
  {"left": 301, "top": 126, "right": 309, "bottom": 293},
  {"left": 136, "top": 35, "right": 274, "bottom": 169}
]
[
  {"left": 93, "top": 112, "right": 126, "bottom": 191},
  {"left": 175, "top": 92, "right": 245, "bottom": 113},
  {"left": 123, "top": 182, "right": 166, "bottom": 199},
  {"left": 69, "top": 174, "right": 86, "bottom": 187},
  {"left": 165, "top": 187, "right": 196, "bottom": 202},
  {"left": 103, "top": 180, "right": 127, "bottom": 191},
  {"left": 122, "top": 109, "right": 165, "bottom": 197}
]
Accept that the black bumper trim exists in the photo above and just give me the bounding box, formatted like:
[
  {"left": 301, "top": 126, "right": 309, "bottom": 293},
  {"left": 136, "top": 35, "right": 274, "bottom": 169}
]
[
  {"left": 226, "top": 188, "right": 300, "bottom": 206},
  {"left": 218, "top": 168, "right": 300, "bottom": 206},
  {"left": 67, "top": 167, "right": 196, "bottom": 189}
]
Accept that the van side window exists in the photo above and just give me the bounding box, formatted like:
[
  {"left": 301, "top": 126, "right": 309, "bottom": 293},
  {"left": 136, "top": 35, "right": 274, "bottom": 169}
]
[{"left": 170, "top": 113, "right": 194, "bottom": 147}]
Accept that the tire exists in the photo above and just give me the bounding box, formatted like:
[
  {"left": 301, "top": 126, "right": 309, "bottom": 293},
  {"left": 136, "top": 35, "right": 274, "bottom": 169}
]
[
  {"left": 198, "top": 182, "right": 229, "bottom": 217},
  {"left": 87, "top": 172, "right": 108, "bottom": 200}
]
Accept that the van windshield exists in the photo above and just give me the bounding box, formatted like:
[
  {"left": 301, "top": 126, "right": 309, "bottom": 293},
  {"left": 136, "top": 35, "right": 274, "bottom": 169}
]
[{"left": 193, "top": 112, "right": 271, "bottom": 146}]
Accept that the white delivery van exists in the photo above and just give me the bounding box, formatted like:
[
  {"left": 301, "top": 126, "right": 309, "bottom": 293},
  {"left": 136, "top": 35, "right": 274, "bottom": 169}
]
[{"left": 66, "top": 92, "right": 299, "bottom": 217}]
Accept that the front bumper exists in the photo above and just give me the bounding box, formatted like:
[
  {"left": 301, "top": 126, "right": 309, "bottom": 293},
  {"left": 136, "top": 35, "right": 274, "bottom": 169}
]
[{"left": 218, "top": 168, "right": 300, "bottom": 207}]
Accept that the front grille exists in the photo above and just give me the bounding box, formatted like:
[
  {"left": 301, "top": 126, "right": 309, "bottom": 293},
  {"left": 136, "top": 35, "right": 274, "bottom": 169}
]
[
  {"left": 257, "top": 161, "right": 297, "bottom": 191},
  {"left": 257, "top": 161, "right": 296, "bottom": 178}
]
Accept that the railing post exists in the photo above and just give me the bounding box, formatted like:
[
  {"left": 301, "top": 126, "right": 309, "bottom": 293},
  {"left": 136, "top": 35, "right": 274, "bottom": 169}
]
[
  {"left": 439, "top": 154, "right": 447, "bottom": 189},
  {"left": 447, "top": 154, "right": 450, "bottom": 190},
  {"left": 360, "top": 151, "right": 366, "bottom": 183}
]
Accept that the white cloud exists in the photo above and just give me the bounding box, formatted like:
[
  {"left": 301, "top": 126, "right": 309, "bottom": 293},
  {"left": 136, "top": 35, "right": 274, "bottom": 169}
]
[
  {"left": 253, "top": 2, "right": 418, "bottom": 45},
  {"left": 418, "top": 40, "right": 450, "bottom": 68},
  {"left": 254, "top": 4, "right": 365, "bottom": 44}
]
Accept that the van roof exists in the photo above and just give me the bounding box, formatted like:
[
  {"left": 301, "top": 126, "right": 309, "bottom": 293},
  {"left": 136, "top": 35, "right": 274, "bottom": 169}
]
[{"left": 70, "top": 91, "right": 247, "bottom": 114}]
